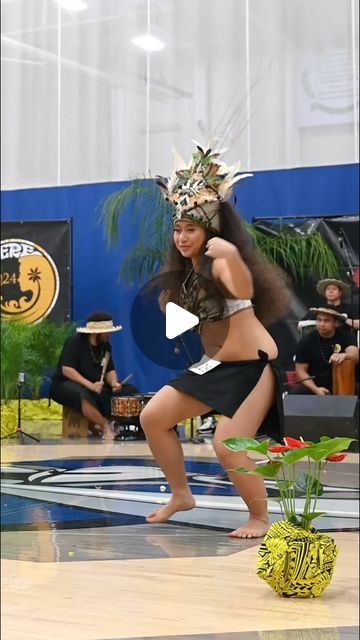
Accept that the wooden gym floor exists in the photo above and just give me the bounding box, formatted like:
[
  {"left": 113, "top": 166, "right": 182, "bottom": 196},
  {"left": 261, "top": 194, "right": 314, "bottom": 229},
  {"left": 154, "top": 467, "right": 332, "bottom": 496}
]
[{"left": 1, "top": 425, "right": 359, "bottom": 640}]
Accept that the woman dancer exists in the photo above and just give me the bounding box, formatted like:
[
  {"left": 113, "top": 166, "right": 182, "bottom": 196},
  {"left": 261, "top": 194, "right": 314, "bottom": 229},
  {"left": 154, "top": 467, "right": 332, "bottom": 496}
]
[{"left": 140, "top": 144, "right": 291, "bottom": 538}]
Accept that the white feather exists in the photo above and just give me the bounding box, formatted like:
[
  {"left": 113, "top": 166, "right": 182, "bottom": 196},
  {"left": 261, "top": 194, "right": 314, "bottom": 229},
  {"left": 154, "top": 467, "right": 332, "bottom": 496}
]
[{"left": 171, "top": 145, "right": 187, "bottom": 171}]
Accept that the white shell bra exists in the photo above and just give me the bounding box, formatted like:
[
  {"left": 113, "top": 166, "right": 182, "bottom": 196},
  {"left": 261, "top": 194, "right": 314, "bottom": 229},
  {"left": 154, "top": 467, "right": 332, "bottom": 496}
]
[{"left": 179, "top": 269, "right": 252, "bottom": 323}]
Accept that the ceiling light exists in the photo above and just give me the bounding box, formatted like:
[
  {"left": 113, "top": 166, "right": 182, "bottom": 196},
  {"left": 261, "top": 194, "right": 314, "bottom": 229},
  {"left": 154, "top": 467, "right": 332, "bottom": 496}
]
[
  {"left": 55, "top": 0, "right": 87, "bottom": 11},
  {"left": 131, "top": 34, "right": 165, "bottom": 52}
]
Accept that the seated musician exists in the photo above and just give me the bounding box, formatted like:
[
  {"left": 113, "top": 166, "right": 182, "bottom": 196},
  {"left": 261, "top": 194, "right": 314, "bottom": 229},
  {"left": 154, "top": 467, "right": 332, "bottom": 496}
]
[
  {"left": 50, "top": 311, "right": 124, "bottom": 440},
  {"left": 298, "top": 278, "right": 359, "bottom": 335},
  {"left": 291, "top": 305, "right": 358, "bottom": 395}
]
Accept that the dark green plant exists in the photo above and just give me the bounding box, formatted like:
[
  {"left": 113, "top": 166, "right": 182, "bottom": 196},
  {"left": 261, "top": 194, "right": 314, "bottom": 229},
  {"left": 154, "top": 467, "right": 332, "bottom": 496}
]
[
  {"left": 1, "top": 321, "right": 31, "bottom": 400},
  {"left": 0, "top": 320, "right": 73, "bottom": 400},
  {"left": 99, "top": 180, "right": 340, "bottom": 285},
  {"left": 244, "top": 223, "right": 340, "bottom": 283},
  {"left": 23, "top": 321, "right": 73, "bottom": 398}
]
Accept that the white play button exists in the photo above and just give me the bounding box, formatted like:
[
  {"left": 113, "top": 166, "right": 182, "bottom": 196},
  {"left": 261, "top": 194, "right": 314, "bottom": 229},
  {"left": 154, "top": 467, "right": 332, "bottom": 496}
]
[{"left": 165, "top": 302, "right": 199, "bottom": 339}]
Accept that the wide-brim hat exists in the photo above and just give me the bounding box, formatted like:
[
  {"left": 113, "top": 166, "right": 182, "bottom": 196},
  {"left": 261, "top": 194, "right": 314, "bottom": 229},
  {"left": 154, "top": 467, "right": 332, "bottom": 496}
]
[
  {"left": 316, "top": 278, "right": 350, "bottom": 297},
  {"left": 309, "top": 306, "right": 347, "bottom": 320},
  {"left": 76, "top": 320, "right": 122, "bottom": 334}
]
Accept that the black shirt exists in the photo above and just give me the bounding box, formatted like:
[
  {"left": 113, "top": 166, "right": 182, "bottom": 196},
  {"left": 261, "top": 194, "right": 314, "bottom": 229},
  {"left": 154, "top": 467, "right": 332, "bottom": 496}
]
[
  {"left": 295, "top": 328, "right": 357, "bottom": 391},
  {"left": 52, "top": 334, "right": 115, "bottom": 384}
]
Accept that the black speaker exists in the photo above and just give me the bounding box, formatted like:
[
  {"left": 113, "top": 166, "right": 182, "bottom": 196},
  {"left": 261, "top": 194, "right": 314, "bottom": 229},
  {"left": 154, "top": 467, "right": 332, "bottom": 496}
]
[{"left": 283, "top": 395, "right": 359, "bottom": 452}]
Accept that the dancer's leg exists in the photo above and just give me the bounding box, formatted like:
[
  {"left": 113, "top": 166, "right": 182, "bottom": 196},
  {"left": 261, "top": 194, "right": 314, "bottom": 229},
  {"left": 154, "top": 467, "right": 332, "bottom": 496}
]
[
  {"left": 213, "top": 365, "right": 275, "bottom": 538},
  {"left": 140, "top": 385, "right": 211, "bottom": 522}
]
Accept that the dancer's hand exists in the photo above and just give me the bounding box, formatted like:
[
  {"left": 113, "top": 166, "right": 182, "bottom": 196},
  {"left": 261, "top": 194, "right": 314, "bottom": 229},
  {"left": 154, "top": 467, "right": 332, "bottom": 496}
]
[{"left": 205, "top": 237, "right": 238, "bottom": 260}]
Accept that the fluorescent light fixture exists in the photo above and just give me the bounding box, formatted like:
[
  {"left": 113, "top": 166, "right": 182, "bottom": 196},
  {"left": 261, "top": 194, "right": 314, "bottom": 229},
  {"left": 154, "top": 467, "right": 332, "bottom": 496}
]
[
  {"left": 131, "top": 34, "right": 165, "bottom": 52},
  {"left": 55, "top": 0, "right": 87, "bottom": 11}
]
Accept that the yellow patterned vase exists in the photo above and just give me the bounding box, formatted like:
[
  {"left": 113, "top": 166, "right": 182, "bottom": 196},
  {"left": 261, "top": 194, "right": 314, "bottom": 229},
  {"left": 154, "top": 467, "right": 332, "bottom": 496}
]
[{"left": 257, "top": 520, "right": 338, "bottom": 598}]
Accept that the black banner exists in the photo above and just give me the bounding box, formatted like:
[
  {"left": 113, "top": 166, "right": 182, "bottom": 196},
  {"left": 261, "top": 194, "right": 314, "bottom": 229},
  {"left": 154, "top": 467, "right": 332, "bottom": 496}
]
[{"left": 0, "top": 220, "right": 72, "bottom": 323}]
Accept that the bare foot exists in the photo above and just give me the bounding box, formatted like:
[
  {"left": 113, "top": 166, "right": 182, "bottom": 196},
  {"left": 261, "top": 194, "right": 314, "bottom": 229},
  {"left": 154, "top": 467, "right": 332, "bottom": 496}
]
[
  {"left": 102, "top": 423, "right": 115, "bottom": 441},
  {"left": 146, "top": 494, "right": 196, "bottom": 523},
  {"left": 228, "top": 516, "right": 269, "bottom": 539}
]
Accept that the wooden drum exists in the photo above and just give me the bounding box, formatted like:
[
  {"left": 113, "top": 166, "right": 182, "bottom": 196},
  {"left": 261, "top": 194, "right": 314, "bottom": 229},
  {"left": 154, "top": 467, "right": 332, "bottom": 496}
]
[
  {"left": 111, "top": 395, "right": 143, "bottom": 418},
  {"left": 111, "top": 393, "right": 156, "bottom": 418},
  {"left": 332, "top": 360, "right": 355, "bottom": 395}
]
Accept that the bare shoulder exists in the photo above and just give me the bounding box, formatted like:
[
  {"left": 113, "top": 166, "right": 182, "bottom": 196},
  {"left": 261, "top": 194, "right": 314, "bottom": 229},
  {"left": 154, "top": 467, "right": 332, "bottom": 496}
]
[
  {"left": 212, "top": 256, "right": 253, "bottom": 298},
  {"left": 212, "top": 257, "right": 227, "bottom": 278}
]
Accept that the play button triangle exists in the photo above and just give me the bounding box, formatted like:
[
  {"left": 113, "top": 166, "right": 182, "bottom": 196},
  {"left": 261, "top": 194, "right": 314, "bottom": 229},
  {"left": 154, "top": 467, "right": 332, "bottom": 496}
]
[{"left": 165, "top": 302, "right": 199, "bottom": 339}]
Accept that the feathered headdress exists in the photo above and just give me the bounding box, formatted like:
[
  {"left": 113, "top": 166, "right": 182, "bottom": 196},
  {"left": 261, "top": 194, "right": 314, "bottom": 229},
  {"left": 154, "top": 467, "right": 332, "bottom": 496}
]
[{"left": 156, "top": 141, "right": 253, "bottom": 232}]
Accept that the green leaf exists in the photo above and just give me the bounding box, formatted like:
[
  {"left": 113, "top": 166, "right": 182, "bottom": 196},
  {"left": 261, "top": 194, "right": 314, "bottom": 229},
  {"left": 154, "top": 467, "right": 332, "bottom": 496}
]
[
  {"left": 295, "top": 473, "right": 323, "bottom": 496},
  {"left": 277, "top": 480, "right": 294, "bottom": 490},
  {"left": 247, "top": 439, "right": 271, "bottom": 454},
  {"left": 281, "top": 448, "right": 314, "bottom": 464},
  {"left": 281, "top": 437, "right": 355, "bottom": 464},
  {"left": 301, "top": 512, "right": 327, "bottom": 523},
  {"left": 222, "top": 437, "right": 262, "bottom": 451},
  {"left": 306, "top": 437, "right": 355, "bottom": 461},
  {"left": 231, "top": 462, "right": 282, "bottom": 478}
]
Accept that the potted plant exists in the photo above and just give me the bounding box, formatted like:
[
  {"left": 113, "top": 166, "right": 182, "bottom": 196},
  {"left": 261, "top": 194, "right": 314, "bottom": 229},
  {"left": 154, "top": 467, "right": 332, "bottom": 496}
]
[{"left": 222, "top": 434, "right": 354, "bottom": 598}]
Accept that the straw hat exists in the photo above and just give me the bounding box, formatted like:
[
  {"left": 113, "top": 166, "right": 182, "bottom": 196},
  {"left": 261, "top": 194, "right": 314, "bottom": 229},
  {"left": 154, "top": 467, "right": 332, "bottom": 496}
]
[
  {"left": 316, "top": 278, "right": 350, "bottom": 297},
  {"left": 76, "top": 319, "right": 122, "bottom": 334},
  {"left": 309, "top": 306, "right": 347, "bottom": 320}
]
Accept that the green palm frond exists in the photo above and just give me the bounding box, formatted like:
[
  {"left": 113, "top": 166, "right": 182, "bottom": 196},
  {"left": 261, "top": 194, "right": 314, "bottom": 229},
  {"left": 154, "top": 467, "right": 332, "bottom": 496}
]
[
  {"left": 98, "top": 183, "right": 341, "bottom": 286},
  {"left": 98, "top": 179, "right": 172, "bottom": 284},
  {"left": 96, "top": 182, "right": 147, "bottom": 246},
  {"left": 244, "top": 224, "right": 340, "bottom": 283},
  {"left": 98, "top": 180, "right": 173, "bottom": 250},
  {"left": 118, "top": 244, "right": 167, "bottom": 285}
]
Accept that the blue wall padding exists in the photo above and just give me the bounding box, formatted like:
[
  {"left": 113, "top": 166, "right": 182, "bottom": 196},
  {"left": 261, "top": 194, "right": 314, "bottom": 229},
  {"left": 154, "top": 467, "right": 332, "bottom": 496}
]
[{"left": 1, "top": 163, "right": 359, "bottom": 391}]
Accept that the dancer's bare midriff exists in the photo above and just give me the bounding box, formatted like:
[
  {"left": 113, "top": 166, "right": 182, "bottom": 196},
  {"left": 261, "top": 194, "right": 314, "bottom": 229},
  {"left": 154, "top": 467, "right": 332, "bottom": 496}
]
[{"left": 200, "top": 307, "right": 278, "bottom": 362}]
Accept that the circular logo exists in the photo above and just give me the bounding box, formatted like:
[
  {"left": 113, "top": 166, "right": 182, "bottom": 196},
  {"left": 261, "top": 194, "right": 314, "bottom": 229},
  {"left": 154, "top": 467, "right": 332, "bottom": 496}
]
[
  {"left": 0, "top": 239, "right": 60, "bottom": 324},
  {"left": 130, "top": 271, "right": 229, "bottom": 369}
]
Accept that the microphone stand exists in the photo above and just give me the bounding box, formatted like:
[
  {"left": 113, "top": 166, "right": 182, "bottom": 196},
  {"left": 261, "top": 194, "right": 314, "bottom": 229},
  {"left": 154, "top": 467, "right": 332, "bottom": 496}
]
[
  {"left": 175, "top": 335, "right": 205, "bottom": 444},
  {"left": 175, "top": 335, "right": 195, "bottom": 367},
  {"left": 1, "top": 374, "right": 40, "bottom": 444}
]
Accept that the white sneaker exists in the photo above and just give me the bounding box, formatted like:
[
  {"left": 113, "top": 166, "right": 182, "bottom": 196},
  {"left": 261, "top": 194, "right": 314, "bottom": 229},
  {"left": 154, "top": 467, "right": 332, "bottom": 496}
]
[{"left": 198, "top": 417, "right": 217, "bottom": 434}]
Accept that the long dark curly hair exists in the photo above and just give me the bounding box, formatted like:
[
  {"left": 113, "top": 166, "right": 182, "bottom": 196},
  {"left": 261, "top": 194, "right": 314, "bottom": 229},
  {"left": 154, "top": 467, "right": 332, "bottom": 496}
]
[{"left": 158, "top": 202, "right": 291, "bottom": 326}]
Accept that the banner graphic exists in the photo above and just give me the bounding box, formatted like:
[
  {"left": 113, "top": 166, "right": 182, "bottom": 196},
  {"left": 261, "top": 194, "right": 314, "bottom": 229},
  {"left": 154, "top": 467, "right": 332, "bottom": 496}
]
[{"left": 1, "top": 220, "right": 71, "bottom": 323}]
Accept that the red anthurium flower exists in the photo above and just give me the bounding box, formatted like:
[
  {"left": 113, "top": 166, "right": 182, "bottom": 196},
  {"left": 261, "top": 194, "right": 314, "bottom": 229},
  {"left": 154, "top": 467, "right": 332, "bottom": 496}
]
[
  {"left": 268, "top": 445, "right": 291, "bottom": 453},
  {"left": 326, "top": 453, "right": 347, "bottom": 462},
  {"left": 283, "top": 436, "right": 311, "bottom": 449}
]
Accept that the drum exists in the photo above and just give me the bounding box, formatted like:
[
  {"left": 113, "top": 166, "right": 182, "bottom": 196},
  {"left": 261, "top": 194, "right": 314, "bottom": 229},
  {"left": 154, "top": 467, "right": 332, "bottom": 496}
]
[
  {"left": 111, "top": 395, "right": 142, "bottom": 418},
  {"left": 332, "top": 360, "right": 355, "bottom": 395},
  {"left": 111, "top": 393, "right": 156, "bottom": 418}
]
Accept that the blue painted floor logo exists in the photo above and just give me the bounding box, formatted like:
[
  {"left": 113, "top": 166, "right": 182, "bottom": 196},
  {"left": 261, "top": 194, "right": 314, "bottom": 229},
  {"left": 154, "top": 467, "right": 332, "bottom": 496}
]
[{"left": 1, "top": 457, "right": 358, "bottom": 531}]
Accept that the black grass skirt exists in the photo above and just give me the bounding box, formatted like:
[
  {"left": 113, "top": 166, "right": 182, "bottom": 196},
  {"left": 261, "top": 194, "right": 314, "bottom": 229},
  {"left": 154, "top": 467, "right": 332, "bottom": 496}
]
[{"left": 168, "top": 350, "right": 284, "bottom": 443}]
